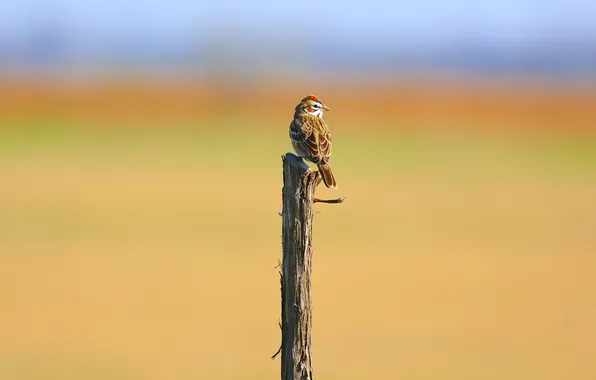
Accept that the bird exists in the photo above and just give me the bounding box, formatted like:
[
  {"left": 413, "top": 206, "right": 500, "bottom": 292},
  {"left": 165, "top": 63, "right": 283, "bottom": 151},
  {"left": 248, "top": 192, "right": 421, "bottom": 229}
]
[{"left": 289, "top": 95, "right": 337, "bottom": 189}]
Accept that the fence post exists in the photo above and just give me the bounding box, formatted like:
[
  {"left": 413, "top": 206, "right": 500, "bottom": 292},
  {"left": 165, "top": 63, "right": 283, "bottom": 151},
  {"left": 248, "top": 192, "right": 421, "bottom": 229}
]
[{"left": 279, "top": 153, "right": 318, "bottom": 380}]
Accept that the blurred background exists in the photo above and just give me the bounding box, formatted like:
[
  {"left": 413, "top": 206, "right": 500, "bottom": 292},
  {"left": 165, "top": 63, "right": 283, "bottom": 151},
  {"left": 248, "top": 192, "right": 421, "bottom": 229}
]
[{"left": 1, "top": 1, "right": 596, "bottom": 379}]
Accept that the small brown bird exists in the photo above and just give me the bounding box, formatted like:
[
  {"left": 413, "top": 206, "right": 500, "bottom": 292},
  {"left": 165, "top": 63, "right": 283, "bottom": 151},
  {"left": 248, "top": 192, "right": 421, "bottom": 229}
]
[{"left": 289, "top": 95, "right": 337, "bottom": 189}]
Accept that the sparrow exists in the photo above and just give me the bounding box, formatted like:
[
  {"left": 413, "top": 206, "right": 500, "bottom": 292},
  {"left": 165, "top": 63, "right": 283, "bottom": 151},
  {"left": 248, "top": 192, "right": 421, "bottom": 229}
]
[{"left": 289, "top": 95, "right": 337, "bottom": 189}]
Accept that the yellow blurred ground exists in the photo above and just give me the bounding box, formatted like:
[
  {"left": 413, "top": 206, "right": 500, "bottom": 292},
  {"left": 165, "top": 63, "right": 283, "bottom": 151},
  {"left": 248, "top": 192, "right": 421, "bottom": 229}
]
[{"left": 1, "top": 127, "right": 596, "bottom": 379}]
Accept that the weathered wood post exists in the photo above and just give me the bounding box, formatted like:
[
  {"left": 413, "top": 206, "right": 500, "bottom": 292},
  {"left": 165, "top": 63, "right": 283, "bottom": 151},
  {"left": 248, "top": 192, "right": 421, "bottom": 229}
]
[{"left": 279, "top": 153, "right": 319, "bottom": 380}]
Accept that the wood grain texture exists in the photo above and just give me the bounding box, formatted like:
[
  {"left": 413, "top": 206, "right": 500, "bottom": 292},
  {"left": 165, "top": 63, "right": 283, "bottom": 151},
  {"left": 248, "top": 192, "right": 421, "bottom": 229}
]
[{"left": 280, "top": 153, "right": 318, "bottom": 380}]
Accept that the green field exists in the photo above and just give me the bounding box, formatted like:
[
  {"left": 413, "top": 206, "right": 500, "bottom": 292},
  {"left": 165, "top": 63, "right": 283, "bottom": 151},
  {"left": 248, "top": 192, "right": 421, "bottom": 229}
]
[{"left": 2, "top": 126, "right": 596, "bottom": 380}]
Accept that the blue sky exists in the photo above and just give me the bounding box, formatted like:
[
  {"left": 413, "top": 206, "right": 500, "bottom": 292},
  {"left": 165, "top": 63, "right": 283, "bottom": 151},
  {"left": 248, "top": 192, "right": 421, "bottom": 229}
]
[
  {"left": 1, "top": 0, "right": 595, "bottom": 72},
  {"left": 2, "top": 0, "right": 595, "bottom": 44}
]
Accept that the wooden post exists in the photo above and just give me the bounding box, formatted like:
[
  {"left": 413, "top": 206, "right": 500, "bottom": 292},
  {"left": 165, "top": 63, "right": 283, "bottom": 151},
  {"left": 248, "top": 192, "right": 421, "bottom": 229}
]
[{"left": 279, "top": 153, "right": 318, "bottom": 380}]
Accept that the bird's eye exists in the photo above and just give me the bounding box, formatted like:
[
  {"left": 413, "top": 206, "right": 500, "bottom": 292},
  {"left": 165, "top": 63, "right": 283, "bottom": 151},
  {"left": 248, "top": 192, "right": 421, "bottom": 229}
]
[{"left": 312, "top": 104, "right": 319, "bottom": 108}]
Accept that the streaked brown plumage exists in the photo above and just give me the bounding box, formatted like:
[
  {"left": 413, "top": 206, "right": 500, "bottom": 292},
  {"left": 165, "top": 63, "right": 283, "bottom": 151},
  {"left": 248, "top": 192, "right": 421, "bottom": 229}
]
[{"left": 290, "top": 95, "right": 337, "bottom": 189}]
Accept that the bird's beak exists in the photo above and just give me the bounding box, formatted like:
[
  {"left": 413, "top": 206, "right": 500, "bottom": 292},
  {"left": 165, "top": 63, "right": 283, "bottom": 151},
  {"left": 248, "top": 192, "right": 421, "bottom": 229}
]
[{"left": 323, "top": 105, "right": 331, "bottom": 111}]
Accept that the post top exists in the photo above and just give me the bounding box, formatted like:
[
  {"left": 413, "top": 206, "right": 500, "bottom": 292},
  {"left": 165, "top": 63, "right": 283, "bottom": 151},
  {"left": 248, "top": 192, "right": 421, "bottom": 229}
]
[{"left": 283, "top": 153, "right": 311, "bottom": 173}]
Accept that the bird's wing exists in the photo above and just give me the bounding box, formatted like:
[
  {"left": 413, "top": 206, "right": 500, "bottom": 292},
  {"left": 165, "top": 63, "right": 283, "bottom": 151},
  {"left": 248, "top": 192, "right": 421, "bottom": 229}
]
[
  {"left": 290, "top": 115, "right": 332, "bottom": 163},
  {"left": 314, "top": 117, "right": 332, "bottom": 162}
]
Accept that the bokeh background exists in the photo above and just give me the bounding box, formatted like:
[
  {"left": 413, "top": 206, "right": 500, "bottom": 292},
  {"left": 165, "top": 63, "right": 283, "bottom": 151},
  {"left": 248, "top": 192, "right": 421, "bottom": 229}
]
[{"left": 2, "top": 1, "right": 596, "bottom": 379}]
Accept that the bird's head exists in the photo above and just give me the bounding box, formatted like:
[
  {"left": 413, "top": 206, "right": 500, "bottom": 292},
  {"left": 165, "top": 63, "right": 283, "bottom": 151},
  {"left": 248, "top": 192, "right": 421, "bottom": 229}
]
[{"left": 295, "top": 95, "right": 330, "bottom": 118}]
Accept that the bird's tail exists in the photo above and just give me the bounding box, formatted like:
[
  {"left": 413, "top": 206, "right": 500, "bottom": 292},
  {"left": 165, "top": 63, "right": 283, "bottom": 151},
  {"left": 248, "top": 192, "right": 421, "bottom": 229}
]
[{"left": 317, "top": 163, "right": 337, "bottom": 189}]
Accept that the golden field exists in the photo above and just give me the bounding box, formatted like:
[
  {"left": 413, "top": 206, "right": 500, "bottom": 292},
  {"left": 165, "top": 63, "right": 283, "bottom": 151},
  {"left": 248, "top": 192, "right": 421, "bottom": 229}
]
[{"left": 1, "top": 84, "right": 596, "bottom": 379}]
